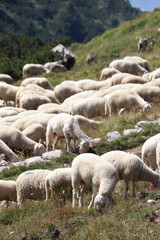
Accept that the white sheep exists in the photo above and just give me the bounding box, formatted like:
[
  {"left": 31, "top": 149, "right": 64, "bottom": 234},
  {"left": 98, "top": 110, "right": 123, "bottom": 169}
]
[
  {"left": 69, "top": 97, "right": 106, "bottom": 118},
  {"left": 0, "top": 139, "right": 19, "bottom": 162},
  {"left": 18, "top": 93, "right": 52, "bottom": 110},
  {"left": 54, "top": 84, "right": 83, "bottom": 103},
  {"left": 0, "top": 82, "right": 19, "bottom": 102},
  {"left": 123, "top": 56, "right": 151, "bottom": 72},
  {"left": 121, "top": 75, "right": 148, "bottom": 84},
  {"left": 100, "top": 67, "right": 120, "bottom": 80},
  {"left": 0, "top": 125, "right": 46, "bottom": 156},
  {"left": 22, "top": 123, "right": 46, "bottom": 143},
  {"left": 104, "top": 90, "right": 152, "bottom": 116},
  {"left": 100, "top": 150, "right": 160, "bottom": 199},
  {"left": 132, "top": 85, "right": 160, "bottom": 101},
  {"left": 12, "top": 113, "right": 55, "bottom": 131},
  {"left": 76, "top": 79, "right": 112, "bottom": 91},
  {"left": 109, "top": 59, "right": 148, "bottom": 75},
  {"left": 0, "top": 180, "right": 17, "bottom": 208},
  {"left": 46, "top": 113, "right": 90, "bottom": 153},
  {"left": 16, "top": 169, "right": 51, "bottom": 205},
  {"left": 142, "top": 133, "right": 160, "bottom": 170},
  {"left": 21, "top": 77, "right": 53, "bottom": 89},
  {"left": 110, "top": 72, "right": 132, "bottom": 85},
  {"left": 45, "top": 167, "right": 72, "bottom": 201},
  {"left": 72, "top": 153, "right": 119, "bottom": 211},
  {"left": 22, "top": 64, "right": 49, "bottom": 78}
]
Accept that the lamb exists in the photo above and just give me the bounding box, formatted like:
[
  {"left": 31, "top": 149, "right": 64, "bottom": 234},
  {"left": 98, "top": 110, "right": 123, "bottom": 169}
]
[
  {"left": 46, "top": 113, "right": 90, "bottom": 153},
  {"left": 0, "top": 139, "right": 19, "bottom": 162},
  {"left": 0, "top": 74, "right": 13, "bottom": 84},
  {"left": 22, "top": 123, "right": 46, "bottom": 143},
  {"left": 104, "top": 90, "right": 152, "bottom": 116},
  {"left": 45, "top": 167, "right": 72, "bottom": 201},
  {"left": 109, "top": 59, "right": 148, "bottom": 75},
  {"left": 0, "top": 180, "right": 17, "bottom": 208},
  {"left": 100, "top": 150, "right": 160, "bottom": 199},
  {"left": 69, "top": 97, "right": 106, "bottom": 118},
  {"left": 72, "top": 153, "right": 119, "bottom": 211},
  {"left": 0, "top": 125, "right": 46, "bottom": 156},
  {"left": 16, "top": 169, "right": 51, "bottom": 205},
  {"left": 54, "top": 84, "right": 83, "bottom": 103},
  {"left": 142, "top": 133, "right": 160, "bottom": 170},
  {"left": 100, "top": 67, "right": 120, "bottom": 80},
  {"left": 22, "top": 64, "right": 49, "bottom": 78}
]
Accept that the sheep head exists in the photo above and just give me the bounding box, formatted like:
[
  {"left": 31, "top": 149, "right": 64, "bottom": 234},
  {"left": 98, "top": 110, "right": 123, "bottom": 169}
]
[
  {"left": 79, "top": 140, "right": 90, "bottom": 154},
  {"left": 34, "top": 143, "right": 46, "bottom": 156},
  {"left": 143, "top": 103, "right": 152, "bottom": 112},
  {"left": 94, "top": 194, "right": 109, "bottom": 212}
]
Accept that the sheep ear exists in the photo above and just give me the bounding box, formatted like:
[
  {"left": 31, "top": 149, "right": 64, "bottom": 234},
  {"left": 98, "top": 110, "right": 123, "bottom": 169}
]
[{"left": 89, "top": 138, "right": 101, "bottom": 147}]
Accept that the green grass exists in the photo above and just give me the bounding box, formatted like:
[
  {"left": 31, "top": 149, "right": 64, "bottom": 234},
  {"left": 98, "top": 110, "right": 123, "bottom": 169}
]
[{"left": 1, "top": 9, "right": 160, "bottom": 240}]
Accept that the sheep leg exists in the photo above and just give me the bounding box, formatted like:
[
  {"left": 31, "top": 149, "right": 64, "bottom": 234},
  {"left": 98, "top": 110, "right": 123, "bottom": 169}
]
[
  {"left": 45, "top": 180, "right": 50, "bottom": 201},
  {"left": 123, "top": 181, "right": 129, "bottom": 199},
  {"left": 52, "top": 134, "right": 58, "bottom": 150},
  {"left": 5, "top": 200, "right": 9, "bottom": 209},
  {"left": 72, "top": 186, "right": 79, "bottom": 208},
  {"left": 79, "top": 184, "right": 85, "bottom": 207},
  {"left": 88, "top": 185, "right": 97, "bottom": 209},
  {"left": 46, "top": 126, "right": 53, "bottom": 151},
  {"left": 132, "top": 181, "right": 136, "bottom": 197},
  {"left": 73, "top": 136, "right": 76, "bottom": 152},
  {"left": 64, "top": 132, "right": 70, "bottom": 152}
]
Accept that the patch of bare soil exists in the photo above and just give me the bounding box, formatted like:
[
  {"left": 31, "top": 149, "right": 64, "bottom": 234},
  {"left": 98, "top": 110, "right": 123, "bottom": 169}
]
[
  {"left": 50, "top": 222, "right": 77, "bottom": 240},
  {"left": 124, "top": 144, "right": 143, "bottom": 154},
  {"left": 132, "top": 191, "right": 160, "bottom": 225}
]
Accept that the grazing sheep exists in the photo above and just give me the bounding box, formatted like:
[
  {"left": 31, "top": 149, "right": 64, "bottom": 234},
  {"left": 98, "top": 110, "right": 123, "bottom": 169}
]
[
  {"left": 69, "top": 97, "right": 106, "bottom": 118},
  {"left": 123, "top": 56, "right": 151, "bottom": 72},
  {"left": 100, "top": 67, "right": 120, "bottom": 80},
  {"left": 0, "top": 82, "right": 19, "bottom": 102},
  {"left": 45, "top": 167, "right": 72, "bottom": 200},
  {"left": 49, "top": 63, "right": 67, "bottom": 73},
  {"left": 101, "top": 150, "right": 160, "bottom": 199},
  {"left": 22, "top": 123, "right": 46, "bottom": 143},
  {"left": 16, "top": 169, "right": 51, "bottom": 205},
  {"left": 0, "top": 125, "right": 46, "bottom": 156},
  {"left": 110, "top": 73, "right": 132, "bottom": 85},
  {"left": 132, "top": 85, "right": 160, "bottom": 101},
  {"left": 46, "top": 113, "right": 90, "bottom": 153},
  {"left": 109, "top": 59, "right": 148, "bottom": 75},
  {"left": 0, "top": 180, "right": 17, "bottom": 208},
  {"left": 54, "top": 84, "right": 83, "bottom": 103},
  {"left": 0, "top": 139, "right": 19, "bottom": 162},
  {"left": 0, "top": 74, "right": 13, "bottom": 84},
  {"left": 72, "top": 153, "right": 119, "bottom": 211},
  {"left": 104, "top": 90, "right": 152, "bottom": 116},
  {"left": 86, "top": 53, "right": 97, "bottom": 65},
  {"left": 23, "top": 64, "right": 49, "bottom": 78},
  {"left": 145, "top": 78, "right": 160, "bottom": 87},
  {"left": 38, "top": 103, "right": 69, "bottom": 114},
  {"left": 138, "top": 38, "right": 155, "bottom": 52},
  {"left": 142, "top": 133, "right": 160, "bottom": 170}
]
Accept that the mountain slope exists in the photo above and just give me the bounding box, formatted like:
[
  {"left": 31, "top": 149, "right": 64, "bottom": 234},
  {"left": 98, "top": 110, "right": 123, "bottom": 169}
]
[{"left": 0, "top": 0, "right": 141, "bottom": 42}]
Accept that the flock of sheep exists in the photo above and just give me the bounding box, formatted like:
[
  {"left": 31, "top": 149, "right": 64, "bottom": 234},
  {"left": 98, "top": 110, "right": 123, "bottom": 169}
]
[{"left": 1, "top": 55, "right": 160, "bottom": 212}]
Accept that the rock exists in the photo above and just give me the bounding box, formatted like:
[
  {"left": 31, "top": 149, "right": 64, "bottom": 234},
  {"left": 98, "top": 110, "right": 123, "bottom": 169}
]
[{"left": 106, "top": 131, "right": 121, "bottom": 142}]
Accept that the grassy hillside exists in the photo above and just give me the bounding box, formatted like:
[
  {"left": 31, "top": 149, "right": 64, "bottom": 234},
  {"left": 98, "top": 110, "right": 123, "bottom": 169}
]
[{"left": 1, "top": 9, "right": 160, "bottom": 240}]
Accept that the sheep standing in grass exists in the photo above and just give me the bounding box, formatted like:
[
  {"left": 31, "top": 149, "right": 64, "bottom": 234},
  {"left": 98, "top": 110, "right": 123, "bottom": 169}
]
[
  {"left": 104, "top": 90, "right": 152, "bottom": 116},
  {"left": 101, "top": 150, "right": 160, "bottom": 199},
  {"left": 0, "top": 125, "right": 46, "bottom": 156},
  {"left": 72, "top": 153, "right": 119, "bottom": 211},
  {"left": 45, "top": 167, "right": 72, "bottom": 201},
  {"left": 16, "top": 169, "right": 51, "bottom": 205},
  {"left": 46, "top": 113, "right": 90, "bottom": 153},
  {"left": 142, "top": 133, "right": 160, "bottom": 170},
  {"left": 0, "top": 180, "right": 17, "bottom": 208}
]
